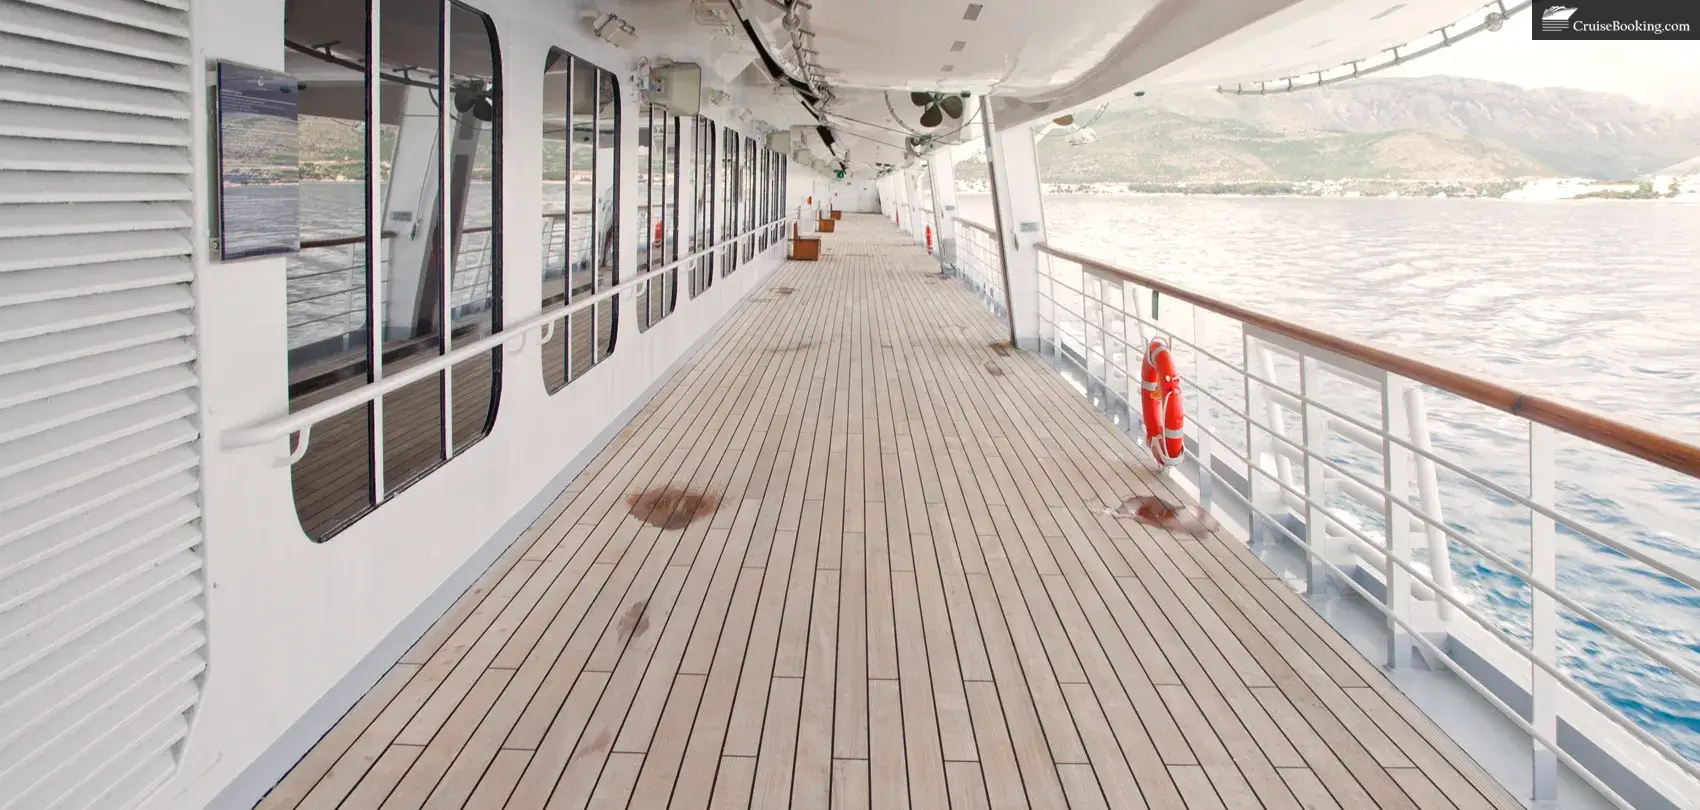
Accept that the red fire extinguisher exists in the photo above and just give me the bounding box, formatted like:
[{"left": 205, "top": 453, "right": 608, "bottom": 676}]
[{"left": 925, "top": 225, "right": 934, "bottom": 254}]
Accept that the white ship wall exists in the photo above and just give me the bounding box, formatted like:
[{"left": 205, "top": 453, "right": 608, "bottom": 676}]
[
  {"left": 829, "top": 179, "right": 881, "bottom": 213},
  {"left": 160, "top": 1, "right": 822, "bottom": 807}
]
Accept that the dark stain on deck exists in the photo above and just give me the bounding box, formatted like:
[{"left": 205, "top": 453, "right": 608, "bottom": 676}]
[
  {"left": 770, "top": 340, "right": 817, "bottom": 355},
  {"left": 626, "top": 487, "right": 719, "bottom": 530},
  {"left": 989, "top": 340, "right": 1013, "bottom": 357},
  {"left": 616, "top": 600, "right": 651, "bottom": 643},
  {"left": 568, "top": 729, "right": 612, "bottom": 767},
  {"left": 775, "top": 286, "right": 797, "bottom": 295},
  {"left": 984, "top": 361, "right": 1005, "bottom": 377}
]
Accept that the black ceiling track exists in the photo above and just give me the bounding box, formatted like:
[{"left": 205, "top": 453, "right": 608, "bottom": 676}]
[
  {"left": 737, "top": 17, "right": 819, "bottom": 104},
  {"left": 727, "top": 12, "right": 842, "bottom": 158}
]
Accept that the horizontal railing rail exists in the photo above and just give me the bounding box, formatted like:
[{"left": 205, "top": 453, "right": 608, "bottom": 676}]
[
  {"left": 229, "top": 216, "right": 795, "bottom": 453},
  {"left": 954, "top": 217, "right": 997, "bottom": 238},
  {"left": 1037, "top": 242, "right": 1700, "bottom": 481}
]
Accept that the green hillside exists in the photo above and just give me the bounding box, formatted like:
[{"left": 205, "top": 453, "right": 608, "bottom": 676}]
[{"left": 959, "top": 107, "right": 1552, "bottom": 188}]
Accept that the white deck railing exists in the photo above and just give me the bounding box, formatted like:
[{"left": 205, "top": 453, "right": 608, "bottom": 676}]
[
  {"left": 950, "top": 216, "right": 1007, "bottom": 319},
  {"left": 946, "top": 218, "right": 1700, "bottom": 809}
]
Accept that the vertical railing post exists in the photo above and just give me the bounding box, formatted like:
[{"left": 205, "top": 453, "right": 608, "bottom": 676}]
[
  {"left": 1192, "top": 306, "right": 1213, "bottom": 511},
  {"left": 342, "top": 256, "right": 356, "bottom": 354},
  {"left": 1382, "top": 375, "right": 1413, "bottom": 669},
  {"left": 1111, "top": 280, "right": 1132, "bottom": 431},
  {"left": 1529, "top": 423, "right": 1559, "bottom": 802},
  {"left": 1299, "top": 357, "right": 1332, "bottom": 603}
]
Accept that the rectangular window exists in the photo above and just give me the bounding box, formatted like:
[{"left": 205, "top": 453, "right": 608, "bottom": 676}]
[
  {"left": 721, "top": 126, "right": 739, "bottom": 276},
  {"left": 743, "top": 137, "right": 757, "bottom": 263},
  {"left": 691, "top": 118, "right": 715, "bottom": 298},
  {"left": 285, "top": 0, "right": 502, "bottom": 541},
  {"left": 758, "top": 149, "right": 770, "bottom": 252},
  {"left": 541, "top": 48, "right": 619, "bottom": 392},
  {"left": 638, "top": 107, "right": 679, "bottom": 331}
]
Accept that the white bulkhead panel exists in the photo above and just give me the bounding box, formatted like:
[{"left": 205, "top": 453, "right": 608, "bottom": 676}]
[{"left": 0, "top": 0, "right": 206, "bottom": 807}]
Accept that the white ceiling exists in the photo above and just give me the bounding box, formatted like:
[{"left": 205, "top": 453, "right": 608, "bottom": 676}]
[
  {"left": 805, "top": 0, "right": 1166, "bottom": 94},
  {"left": 598, "top": 0, "right": 1508, "bottom": 174}
]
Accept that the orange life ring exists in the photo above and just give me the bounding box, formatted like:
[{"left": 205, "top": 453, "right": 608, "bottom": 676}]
[{"left": 1140, "top": 338, "right": 1185, "bottom": 469}]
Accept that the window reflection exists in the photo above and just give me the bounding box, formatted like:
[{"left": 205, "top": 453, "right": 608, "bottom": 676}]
[
  {"left": 639, "top": 107, "right": 681, "bottom": 331},
  {"left": 283, "top": 0, "right": 502, "bottom": 540},
  {"left": 743, "top": 137, "right": 757, "bottom": 263},
  {"left": 721, "top": 127, "right": 739, "bottom": 276},
  {"left": 285, "top": 0, "right": 373, "bottom": 541},
  {"left": 692, "top": 118, "right": 716, "bottom": 298},
  {"left": 541, "top": 48, "right": 619, "bottom": 391}
]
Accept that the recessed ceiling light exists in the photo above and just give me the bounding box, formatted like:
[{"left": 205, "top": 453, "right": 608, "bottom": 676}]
[
  {"left": 1370, "top": 3, "right": 1405, "bottom": 20},
  {"left": 942, "top": 64, "right": 955, "bottom": 72},
  {"left": 950, "top": 40, "right": 967, "bottom": 52},
  {"left": 1309, "top": 38, "right": 1331, "bottom": 49},
  {"left": 963, "top": 4, "right": 983, "bottom": 21}
]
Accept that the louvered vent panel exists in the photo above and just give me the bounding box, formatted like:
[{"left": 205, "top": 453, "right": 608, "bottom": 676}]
[{"left": 0, "top": 0, "right": 204, "bottom": 807}]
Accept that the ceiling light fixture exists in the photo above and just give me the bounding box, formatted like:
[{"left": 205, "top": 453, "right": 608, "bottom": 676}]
[
  {"left": 963, "top": 4, "right": 983, "bottom": 21},
  {"left": 581, "top": 10, "right": 637, "bottom": 48}
]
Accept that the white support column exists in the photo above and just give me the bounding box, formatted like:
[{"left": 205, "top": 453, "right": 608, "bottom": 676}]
[
  {"left": 1383, "top": 375, "right": 1414, "bottom": 669},
  {"left": 928, "top": 155, "right": 959, "bottom": 269},
  {"left": 904, "top": 167, "right": 922, "bottom": 242},
  {"left": 1299, "top": 356, "right": 1333, "bottom": 603},
  {"left": 1529, "top": 423, "right": 1559, "bottom": 803},
  {"left": 898, "top": 167, "right": 914, "bottom": 233},
  {"left": 381, "top": 85, "right": 444, "bottom": 340},
  {"left": 1243, "top": 336, "right": 1282, "bottom": 555},
  {"left": 367, "top": 0, "right": 386, "bottom": 500},
  {"left": 1405, "top": 387, "right": 1456, "bottom": 620},
  {"left": 981, "top": 103, "right": 1047, "bottom": 350}
]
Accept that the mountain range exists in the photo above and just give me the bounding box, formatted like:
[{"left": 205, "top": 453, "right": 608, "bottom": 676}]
[{"left": 961, "top": 77, "right": 1700, "bottom": 186}]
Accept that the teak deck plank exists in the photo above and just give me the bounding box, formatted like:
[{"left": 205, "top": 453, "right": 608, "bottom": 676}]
[{"left": 259, "top": 216, "right": 1520, "bottom": 810}]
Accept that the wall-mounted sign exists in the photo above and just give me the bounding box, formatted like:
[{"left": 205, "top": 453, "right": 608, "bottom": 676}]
[{"left": 208, "top": 60, "right": 300, "bottom": 261}]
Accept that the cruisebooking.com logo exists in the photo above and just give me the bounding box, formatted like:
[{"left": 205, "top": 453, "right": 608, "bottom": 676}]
[{"left": 1533, "top": 0, "right": 1698, "bottom": 39}]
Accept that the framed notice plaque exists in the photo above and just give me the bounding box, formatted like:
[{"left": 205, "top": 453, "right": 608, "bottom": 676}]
[{"left": 208, "top": 60, "right": 301, "bottom": 261}]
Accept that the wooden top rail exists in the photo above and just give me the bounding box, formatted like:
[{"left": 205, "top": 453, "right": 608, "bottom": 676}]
[
  {"left": 1036, "top": 241, "right": 1700, "bottom": 480},
  {"left": 953, "top": 217, "right": 998, "bottom": 238}
]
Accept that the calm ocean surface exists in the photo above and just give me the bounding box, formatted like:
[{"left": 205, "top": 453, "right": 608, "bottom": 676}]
[{"left": 963, "top": 192, "right": 1700, "bottom": 762}]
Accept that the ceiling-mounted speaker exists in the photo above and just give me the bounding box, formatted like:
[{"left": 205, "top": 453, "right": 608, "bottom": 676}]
[
  {"left": 766, "top": 130, "right": 792, "bottom": 152},
  {"left": 651, "top": 62, "right": 702, "bottom": 115}
]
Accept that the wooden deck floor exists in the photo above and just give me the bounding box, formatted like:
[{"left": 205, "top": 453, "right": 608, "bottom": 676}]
[{"left": 256, "top": 215, "right": 1520, "bottom": 810}]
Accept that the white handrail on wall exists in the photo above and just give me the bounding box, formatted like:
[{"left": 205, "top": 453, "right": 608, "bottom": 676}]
[{"left": 224, "top": 218, "right": 796, "bottom": 453}]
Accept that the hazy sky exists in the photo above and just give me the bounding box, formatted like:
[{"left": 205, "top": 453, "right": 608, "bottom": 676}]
[{"left": 1379, "top": 24, "right": 1700, "bottom": 108}]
